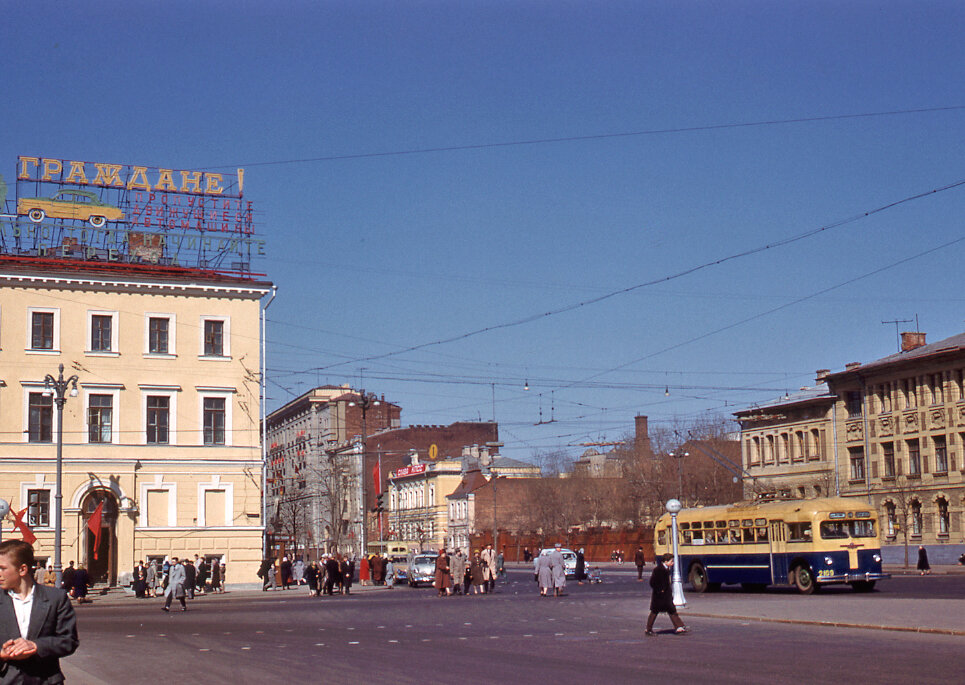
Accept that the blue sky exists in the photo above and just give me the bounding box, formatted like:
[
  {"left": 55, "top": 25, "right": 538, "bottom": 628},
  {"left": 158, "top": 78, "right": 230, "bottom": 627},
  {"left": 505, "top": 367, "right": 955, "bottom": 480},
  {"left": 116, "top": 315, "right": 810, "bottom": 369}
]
[{"left": 4, "top": 1, "right": 965, "bottom": 461}]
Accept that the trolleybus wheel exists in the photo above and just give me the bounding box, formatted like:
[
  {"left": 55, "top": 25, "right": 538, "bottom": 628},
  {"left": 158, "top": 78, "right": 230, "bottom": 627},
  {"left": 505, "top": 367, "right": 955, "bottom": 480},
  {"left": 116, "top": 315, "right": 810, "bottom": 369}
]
[
  {"left": 793, "top": 565, "right": 816, "bottom": 594},
  {"left": 688, "top": 563, "right": 709, "bottom": 593},
  {"left": 850, "top": 580, "right": 876, "bottom": 592}
]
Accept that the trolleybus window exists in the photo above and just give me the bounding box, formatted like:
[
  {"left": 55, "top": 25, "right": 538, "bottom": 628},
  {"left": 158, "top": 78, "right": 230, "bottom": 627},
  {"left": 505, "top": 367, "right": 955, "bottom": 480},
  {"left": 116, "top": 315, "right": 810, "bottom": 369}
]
[
  {"left": 820, "top": 519, "right": 876, "bottom": 539},
  {"left": 788, "top": 522, "right": 813, "bottom": 542}
]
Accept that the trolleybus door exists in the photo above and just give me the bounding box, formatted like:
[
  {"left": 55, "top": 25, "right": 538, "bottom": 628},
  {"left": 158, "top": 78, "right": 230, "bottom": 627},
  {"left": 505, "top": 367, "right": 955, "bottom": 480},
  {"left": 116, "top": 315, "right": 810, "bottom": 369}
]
[{"left": 769, "top": 520, "right": 788, "bottom": 584}]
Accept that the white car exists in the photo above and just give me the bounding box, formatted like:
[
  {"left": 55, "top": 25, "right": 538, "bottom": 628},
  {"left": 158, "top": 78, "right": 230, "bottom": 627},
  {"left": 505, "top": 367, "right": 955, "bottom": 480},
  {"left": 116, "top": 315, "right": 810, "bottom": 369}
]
[
  {"left": 538, "top": 547, "right": 579, "bottom": 577},
  {"left": 407, "top": 552, "right": 439, "bottom": 587}
]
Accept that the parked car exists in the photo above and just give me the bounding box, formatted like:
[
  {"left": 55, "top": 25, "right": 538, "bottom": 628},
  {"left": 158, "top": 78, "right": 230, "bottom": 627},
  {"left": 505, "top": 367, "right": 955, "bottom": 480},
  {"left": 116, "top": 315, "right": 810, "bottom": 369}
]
[
  {"left": 538, "top": 547, "right": 579, "bottom": 578},
  {"left": 408, "top": 552, "right": 439, "bottom": 587}
]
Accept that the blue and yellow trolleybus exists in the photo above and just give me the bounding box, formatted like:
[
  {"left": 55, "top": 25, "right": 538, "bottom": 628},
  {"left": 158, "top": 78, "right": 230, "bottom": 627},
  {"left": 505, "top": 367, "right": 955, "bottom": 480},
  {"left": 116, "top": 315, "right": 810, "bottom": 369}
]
[{"left": 654, "top": 497, "right": 889, "bottom": 594}]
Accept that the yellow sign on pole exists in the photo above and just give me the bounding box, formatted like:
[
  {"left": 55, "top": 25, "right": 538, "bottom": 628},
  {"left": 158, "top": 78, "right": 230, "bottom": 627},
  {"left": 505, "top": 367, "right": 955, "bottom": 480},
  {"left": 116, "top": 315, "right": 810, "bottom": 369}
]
[{"left": 428, "top": 444, "right": 438, "bottom": 460}]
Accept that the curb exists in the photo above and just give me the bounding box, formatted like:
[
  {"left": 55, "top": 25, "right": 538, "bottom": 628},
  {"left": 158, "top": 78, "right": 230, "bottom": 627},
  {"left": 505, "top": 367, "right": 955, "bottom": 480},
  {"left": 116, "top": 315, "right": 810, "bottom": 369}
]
[{"left": 686, "top": 612, "right": 965, "bottom": 637}]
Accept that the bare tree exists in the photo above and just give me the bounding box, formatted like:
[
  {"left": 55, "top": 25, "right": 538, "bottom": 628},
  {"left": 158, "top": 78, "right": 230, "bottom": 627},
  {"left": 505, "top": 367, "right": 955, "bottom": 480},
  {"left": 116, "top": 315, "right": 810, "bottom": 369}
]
[
  {"left": 273, "top": 491, "right": 311, "bottom": 558},
  {"left": 312, "top": 449, "right": 354, "bottom": 555},
  {"left": 878, "top": 475, "right": 918, "bottom": 568}
]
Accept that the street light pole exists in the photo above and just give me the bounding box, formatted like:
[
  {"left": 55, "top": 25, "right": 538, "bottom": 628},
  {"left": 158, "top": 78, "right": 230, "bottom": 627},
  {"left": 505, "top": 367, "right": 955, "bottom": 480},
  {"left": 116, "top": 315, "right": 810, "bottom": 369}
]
[
  {"left": 665, "top": 498, "right": 687, "bottom": 608},
  {"left": 351, "top": 389, "right": 379, "bottom": 558},
  {"left": 43, "top": 364, "right": 79, "bottom": 588}
]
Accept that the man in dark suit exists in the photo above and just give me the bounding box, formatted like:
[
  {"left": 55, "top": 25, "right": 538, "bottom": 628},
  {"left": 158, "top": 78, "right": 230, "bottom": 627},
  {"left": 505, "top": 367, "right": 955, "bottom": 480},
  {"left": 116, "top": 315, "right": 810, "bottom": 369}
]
[
  {"left": 646, "top": 553, "right": 687, "bottom": 635},
  {"left": 0, "top": 540, "right": 78, "bottom": 683}
]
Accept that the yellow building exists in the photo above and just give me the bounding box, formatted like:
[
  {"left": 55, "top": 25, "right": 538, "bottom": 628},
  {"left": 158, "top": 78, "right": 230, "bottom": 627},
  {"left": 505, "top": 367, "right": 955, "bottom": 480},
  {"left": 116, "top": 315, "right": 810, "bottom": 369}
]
[{"left": 0, "top": 256, "right": 271, "bottom": 585}]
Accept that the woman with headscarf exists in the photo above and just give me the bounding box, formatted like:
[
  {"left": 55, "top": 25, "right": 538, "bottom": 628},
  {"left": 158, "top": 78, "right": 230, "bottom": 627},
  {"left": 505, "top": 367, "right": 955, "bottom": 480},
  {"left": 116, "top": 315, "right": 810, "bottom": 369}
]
[{"left": 433, "top": 548, "right": 451, "bottom": 597}]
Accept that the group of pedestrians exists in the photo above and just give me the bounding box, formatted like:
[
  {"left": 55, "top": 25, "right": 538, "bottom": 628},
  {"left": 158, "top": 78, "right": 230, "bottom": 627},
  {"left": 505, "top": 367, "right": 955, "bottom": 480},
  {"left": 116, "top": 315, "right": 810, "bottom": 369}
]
[
  {"left": 128, "top": 555, "right": 224, "bottom": 610},
  {"left": 359, "top": 553, "right": 396, "bottom": 587},
  {"left": 31, "top": 559, "right": 93, "bottom": 603},
  {"left": 534, "top": 543, "right": 569, "bottom": 597},
  {"left": 433, "top": 544, "right": 502, "bottom": 597},
  {"left": 259, "top": 554, "right": 357, "bottom": 596}
]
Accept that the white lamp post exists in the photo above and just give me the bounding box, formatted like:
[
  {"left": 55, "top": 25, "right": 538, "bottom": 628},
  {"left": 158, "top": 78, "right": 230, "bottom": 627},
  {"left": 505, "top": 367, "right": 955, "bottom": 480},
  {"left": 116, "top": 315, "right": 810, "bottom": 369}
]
[
  {"left": 44, "top": 364, "right": 79, "bottom": 588},
  {"left": 665, "top": 498, "right": 687, "bottom": 608}
]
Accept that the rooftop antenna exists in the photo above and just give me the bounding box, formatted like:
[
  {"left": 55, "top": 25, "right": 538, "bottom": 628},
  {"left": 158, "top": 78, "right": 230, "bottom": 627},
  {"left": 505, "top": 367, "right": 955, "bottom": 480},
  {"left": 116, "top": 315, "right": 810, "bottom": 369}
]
[{"left": 881, "top": 318, "right": 913, "bottom": 352}]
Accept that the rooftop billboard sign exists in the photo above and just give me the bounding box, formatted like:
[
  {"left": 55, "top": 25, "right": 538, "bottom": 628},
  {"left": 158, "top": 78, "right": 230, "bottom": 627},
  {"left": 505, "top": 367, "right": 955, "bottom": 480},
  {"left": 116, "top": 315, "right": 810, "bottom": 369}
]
[{"left": 0, "top": 156, "right": 265, "bottom": 276}]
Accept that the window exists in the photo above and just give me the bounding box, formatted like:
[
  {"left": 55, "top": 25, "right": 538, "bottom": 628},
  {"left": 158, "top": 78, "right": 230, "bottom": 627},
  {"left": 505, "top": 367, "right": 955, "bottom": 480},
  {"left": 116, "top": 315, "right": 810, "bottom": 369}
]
[
  {"left": 911, "top": 501, "right": 922, "bottom": 536},
  {"left": 937, "top": 497, "right": 949, "bottom": 536},
  {"left": 846, "top": 391, "right": 863, "bottom": 418},
  {"left": 883, "top": 442, "right": 896, "bottom": 478},
  {"left": 884, "top": 502, "right": 896, "bottom": 537},
  {"left": 28, "top": 392, "right": 53, "bottom": 443},
  {"left": 849, "top": 447, "right": 865, "bottom": 482},
  {"left": 90, "top": 315, "right": 112, "bottom": 352},
  {"left": 87, "top": 394, "right": 113, "bottom": 443},
  {"left": 146, "top": 396, "right": 170, "bottom": 444},
  {"left": 788, "top": 522, "right": 813, "bottom": 542},
  {"left": 904, "top": 378, "right": 917, "bottom": 408},
  {"left": 934, "top": 435, "right": 948, "bottom": 474},
  {"left": 203, "top": 397, "right": 226, "bottom": 445},
  {"left": 149, "top": 317, "right": 169, "bottom": 354},
  {"left": 203, "top": 319, "right": 224, "bottom": 357},
  {"left": 27, "top": 489, "right": 50, "bottom": 527},
  {"left": 932, "top": 374, "right": 944, "bottom": 405},
  {"left": 810, "top": 428, "right": 822, "bottom": 460},
  {"left": 907, "top": 439, "right": 921, "bottom": 476},
  {"left": 30, "top": 311, "right": 54, "bottom": 350}
]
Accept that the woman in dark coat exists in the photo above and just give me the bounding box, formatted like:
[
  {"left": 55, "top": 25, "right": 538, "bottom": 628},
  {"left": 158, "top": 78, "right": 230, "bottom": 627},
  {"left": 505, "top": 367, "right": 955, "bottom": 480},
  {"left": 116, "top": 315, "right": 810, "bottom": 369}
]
[
  {"left": 646, "top": 553, "right": 686, "bottom": 635},
  {"left": 433, "top": 549, "right": 451, "bottom": 597},
  {"left": 575, "top": 548, "right": 587, "bottom": 585},
  {"left": 917, "top": 545, "right": 931, "bottom": 575},
  {"left": 305, "top": 561, "right": 319, "bottom": 596},
  {"left": 470, "top": 553, "right": 487, "bottom": 595},
  {"left": 210, "top": 558, "right": 222, "bottom": 592}
]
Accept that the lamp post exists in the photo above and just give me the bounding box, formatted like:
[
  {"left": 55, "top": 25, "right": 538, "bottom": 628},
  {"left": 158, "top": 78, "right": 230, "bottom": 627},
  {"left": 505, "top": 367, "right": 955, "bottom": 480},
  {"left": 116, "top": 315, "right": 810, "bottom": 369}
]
[
  {"left": 349, "top": 389, "right": 379, "bottom": 557},
  {"left": 665, "top": 498, "right": 687, "bottom": 608},
  {"left": 43, "top": 364, "right": 79, "bottom": 588}
]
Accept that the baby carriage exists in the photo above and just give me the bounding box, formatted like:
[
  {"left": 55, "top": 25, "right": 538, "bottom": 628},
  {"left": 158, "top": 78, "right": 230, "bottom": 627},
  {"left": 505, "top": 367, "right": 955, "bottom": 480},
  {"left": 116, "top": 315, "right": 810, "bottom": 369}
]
[{"left": 587, "top": 566, "right": 603, "bottom": 584}]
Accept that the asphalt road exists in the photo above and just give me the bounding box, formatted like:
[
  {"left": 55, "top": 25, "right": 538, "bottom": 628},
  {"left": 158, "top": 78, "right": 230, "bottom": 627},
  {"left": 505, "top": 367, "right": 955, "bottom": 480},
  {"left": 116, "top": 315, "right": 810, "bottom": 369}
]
[{"left": 64, "top": 569, "right": 964, "bottom": 684}]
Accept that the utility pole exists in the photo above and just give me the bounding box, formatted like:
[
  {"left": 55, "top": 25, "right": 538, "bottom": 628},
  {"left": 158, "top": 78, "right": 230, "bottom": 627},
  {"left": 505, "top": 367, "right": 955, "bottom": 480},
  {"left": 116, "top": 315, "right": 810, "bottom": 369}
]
[
  {"left": 881, "top": 318, "right": 913, "bottom": 352},
  {"left": 351, "top": 389, "right": 379, "bottom": 557}
]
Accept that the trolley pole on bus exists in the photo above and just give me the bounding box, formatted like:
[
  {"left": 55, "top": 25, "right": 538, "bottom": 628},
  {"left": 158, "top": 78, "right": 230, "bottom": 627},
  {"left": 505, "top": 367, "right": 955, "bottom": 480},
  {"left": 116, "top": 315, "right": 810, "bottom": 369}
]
[{"left": 666, "top": 498, "right": 687, "bottom": 608}]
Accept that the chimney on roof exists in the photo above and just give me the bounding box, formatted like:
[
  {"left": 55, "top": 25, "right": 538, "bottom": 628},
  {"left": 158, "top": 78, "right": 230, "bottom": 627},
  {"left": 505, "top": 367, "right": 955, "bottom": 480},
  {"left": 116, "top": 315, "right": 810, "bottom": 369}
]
[
  {"left": 845, "top": 362, "right": 861, "bottom": 371},
  {"left": 815, "top": 369, "right": 830, "bottom": 384},
  {"left": 901, "top": 331, "right": 926, "bottom": 352}
]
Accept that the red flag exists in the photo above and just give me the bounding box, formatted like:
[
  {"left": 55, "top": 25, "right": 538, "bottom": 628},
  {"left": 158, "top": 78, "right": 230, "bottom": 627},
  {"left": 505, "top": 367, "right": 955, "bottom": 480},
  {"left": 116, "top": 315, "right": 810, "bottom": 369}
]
[
  {"left": 12, "top": 508, "right": 36, "bottom": 545},
  {"left": 372, "top": 461, "right": 381, "bottom": 496},
  {"left": 87, "top": 501, "right": 104, "bottom": 560}
]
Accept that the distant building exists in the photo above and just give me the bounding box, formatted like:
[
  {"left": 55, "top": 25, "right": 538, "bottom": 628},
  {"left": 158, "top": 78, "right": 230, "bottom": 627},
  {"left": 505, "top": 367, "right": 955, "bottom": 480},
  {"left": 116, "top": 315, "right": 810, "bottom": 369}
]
[{"left": 735, "top": 373, "right": 836, "bottom": 500}]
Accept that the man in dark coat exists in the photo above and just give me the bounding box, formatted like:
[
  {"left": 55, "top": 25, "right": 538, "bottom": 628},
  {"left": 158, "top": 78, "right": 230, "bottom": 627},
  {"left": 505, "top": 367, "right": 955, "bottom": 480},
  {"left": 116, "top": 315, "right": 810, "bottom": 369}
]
[
  {"left": 183, "top": 558, "right": 197, "bottom": 600},
  {"left": 59, "top": 563, "right": 75, "bottom": 598},
  {"left": 634, "top": 547, "right": 646, "bottom": 581},
  {"left": 646, "top": 553, "right": 687, "bottom": 635},
  {"left": 0, "top": 540, "right": 78, "bottom": 683},
  {"left": 324, "top": 556, "right": 340, "bottom": 596},
  {"left": 280, "top": 557, "right": 293, "bottom": 589}
]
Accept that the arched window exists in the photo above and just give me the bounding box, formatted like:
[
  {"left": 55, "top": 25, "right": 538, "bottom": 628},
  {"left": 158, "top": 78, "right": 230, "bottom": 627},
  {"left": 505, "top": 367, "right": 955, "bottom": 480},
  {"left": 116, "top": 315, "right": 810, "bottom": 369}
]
[
  {"left": 884, "top": 501, "right": 896, "bottom": 537},
  {"left": 937, "top": 497, "right": 950, "bottom": 536},
  {"left": 911, "top": 500, "right": 922, "bottom": 536}
]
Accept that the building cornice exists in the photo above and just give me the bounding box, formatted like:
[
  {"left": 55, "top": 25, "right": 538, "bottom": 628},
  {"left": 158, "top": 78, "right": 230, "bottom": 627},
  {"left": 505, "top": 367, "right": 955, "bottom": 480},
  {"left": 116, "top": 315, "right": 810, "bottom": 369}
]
[{"left": 0, "top": 270, "right": 271, "bottom": 299}]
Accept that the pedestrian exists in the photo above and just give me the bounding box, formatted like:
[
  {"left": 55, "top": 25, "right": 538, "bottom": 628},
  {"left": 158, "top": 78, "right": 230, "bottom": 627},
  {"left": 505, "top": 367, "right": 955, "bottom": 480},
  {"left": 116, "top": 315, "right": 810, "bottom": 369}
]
[
  {"left": 523, "top": 547, "right": 532, "bottom": 563},
  {"left": 370, "top": 554, "right": 383, "bottom": 586},
  {"left": 549, "top": 543, "right": 566, "bottom": 597},
  {"left": 646, "top": 553, "right": 687, "bottom": 635},
  {"left": 60, "top": 561, "right": 75, "bottom": 597},
  {"left": 196, "top": 555, "right": 208, "bottom": 594},
  {"left": 433, "top": 548, "right": 451, "bottom": 597},
  {"left": 536, "top": 552, "right": 553, "bottom": 597},
  {"left": 305, "top": 561, "right": 319, "bottom": 596},
  {"left": 162, "top": 557, "right": 187, "bottom": 612},
  {"left": 470, "top": 552, "right": 486, "bottom": 595},
  {"left": 146, "top": 560, "right": 157, "bottom": 598},
  {"left": 133, "top": 560, "right": 147, "bottom": 598},
  {"left": 385, "top": 558, "right": 395, "bottom": 589},
  {"left": 634, "top": 546, "right": 646, "bottom": 581},
  {"left": 575, "top": 548, "right": 586, "bottom": 585},
  {"left": 496, "top": 547, "right": 506, "bottom": 579},
  {"left": 324, "top": 555, "right": 340, "bottom": 596},
  {"left": 210, "top": 558, "right": 222, "bottom": 594},
  {"left": 71, "top": 565, "right": 91, "bottom": 604},
  {"left": 481, "top": 543, "right": 497, "bottom": 593},
  {"left": 450, "top": 549, "right": 467, "bottom": 595},
  {"left": 340, "top": 556, "right": 354, "bottom": 595},
  {"left": 359, "top": 555, "right": 370, "bottom": 586},
  {"left": 43, "top": 561, "right": 57, "bottom": 588},
  {"left": 0, "top": 539, "right": 79, "bottom": 682},
  {"left": 258, "top": 557, "right": 275, "bottom": 591},
  {"left": 280, "top": 556, "right": 292, "bottom": 589},
  {"left": 292, "top": 557, "right": 305, "bottom": 586},
  {"left": 917, "top": 545, "right": 931, "bottom": 575},
  {"left": 184, "top": 558, "right": 198, "bottom": 600}
]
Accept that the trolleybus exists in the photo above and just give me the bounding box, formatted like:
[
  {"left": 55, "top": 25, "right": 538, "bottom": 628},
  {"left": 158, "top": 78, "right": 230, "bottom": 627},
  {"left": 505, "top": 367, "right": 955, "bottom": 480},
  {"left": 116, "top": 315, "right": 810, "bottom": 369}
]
[{"left": 654, "top": 497, "right": 889, "bottom": 594}]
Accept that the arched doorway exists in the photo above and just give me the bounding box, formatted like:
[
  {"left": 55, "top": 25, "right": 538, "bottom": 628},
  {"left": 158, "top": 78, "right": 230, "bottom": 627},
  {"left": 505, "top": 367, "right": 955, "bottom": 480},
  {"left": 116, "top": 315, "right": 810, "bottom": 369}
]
[{"left": 81, "top": 490, "right": 118, "bottom": 585}]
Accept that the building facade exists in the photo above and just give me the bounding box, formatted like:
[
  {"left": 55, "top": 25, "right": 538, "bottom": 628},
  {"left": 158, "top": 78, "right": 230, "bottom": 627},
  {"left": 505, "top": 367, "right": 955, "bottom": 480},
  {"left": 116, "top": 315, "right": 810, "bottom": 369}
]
[
  {"left": 735, "top": 374, "right": 836, "bottom": 500},
  {"left": 0, "top": 257, "right": 271, "bottom": 585},
  {"left": 825, "top": 332, "right": 965, "bottom": 549}
]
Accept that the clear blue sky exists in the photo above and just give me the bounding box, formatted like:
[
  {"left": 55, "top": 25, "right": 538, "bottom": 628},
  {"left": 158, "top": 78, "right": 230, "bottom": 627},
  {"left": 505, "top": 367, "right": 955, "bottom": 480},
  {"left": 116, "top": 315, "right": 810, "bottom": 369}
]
[{"left": 5, "top": 1, "right": 965, "bottom": 462}]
